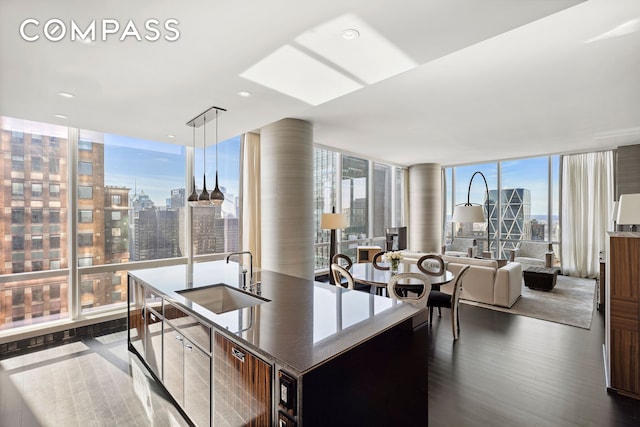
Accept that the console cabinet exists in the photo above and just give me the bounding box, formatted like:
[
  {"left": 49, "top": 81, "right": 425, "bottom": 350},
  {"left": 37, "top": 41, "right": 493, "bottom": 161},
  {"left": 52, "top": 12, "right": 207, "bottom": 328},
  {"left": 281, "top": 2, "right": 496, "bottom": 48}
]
[{"left": 607, "top": 232, "right": 640, "bottom": 400}]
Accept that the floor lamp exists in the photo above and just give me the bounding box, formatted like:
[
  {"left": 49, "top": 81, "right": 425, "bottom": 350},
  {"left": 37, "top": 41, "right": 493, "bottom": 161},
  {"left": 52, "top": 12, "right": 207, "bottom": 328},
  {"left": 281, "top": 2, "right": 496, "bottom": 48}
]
[
  {"left": 452, "top": 171, "right": 491, "bottom": 256},
  {"left": 321, "top": 208, "right": 347, "bottom": 284}
]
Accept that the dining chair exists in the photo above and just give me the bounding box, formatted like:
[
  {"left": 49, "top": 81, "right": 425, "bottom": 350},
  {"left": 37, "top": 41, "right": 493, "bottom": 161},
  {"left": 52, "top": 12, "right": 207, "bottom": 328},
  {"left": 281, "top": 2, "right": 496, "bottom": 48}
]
[
  {"left": 417, "top": 254, "right": 445, "bottom": 276},
  {"left": 372, "top": 251, "right": 389, "bottom": 270},
  {"left": 387, "top": 272, "right": 432, "bottom": 307},
  {"left": 417, "top": 253, "right": 446, "bottom": 316},
  {"left": 331, "top": 263, "right": 355, "bottom": 290},
  {"left": 332, "top": 253, "right": 353, "bottom": 270},
  {"left": 427, "top": 265, "right": 470, "bottom": 340}
]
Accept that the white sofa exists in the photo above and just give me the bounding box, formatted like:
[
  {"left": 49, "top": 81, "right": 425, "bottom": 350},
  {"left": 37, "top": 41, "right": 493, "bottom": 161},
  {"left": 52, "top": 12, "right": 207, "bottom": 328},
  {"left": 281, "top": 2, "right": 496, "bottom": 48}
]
[
  {"left": 400, "top": 251, "right": 522, "bottom": 308},
  {"left": 441, "top": 255, "right": 522, "bottom": 308}
]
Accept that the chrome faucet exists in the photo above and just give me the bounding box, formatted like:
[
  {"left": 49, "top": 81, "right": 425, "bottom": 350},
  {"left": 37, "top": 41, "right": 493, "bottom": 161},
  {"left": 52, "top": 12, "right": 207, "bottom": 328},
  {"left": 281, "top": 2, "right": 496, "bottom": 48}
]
[{"left": 226, "top": 251, "right": 253, "bottom": 289}]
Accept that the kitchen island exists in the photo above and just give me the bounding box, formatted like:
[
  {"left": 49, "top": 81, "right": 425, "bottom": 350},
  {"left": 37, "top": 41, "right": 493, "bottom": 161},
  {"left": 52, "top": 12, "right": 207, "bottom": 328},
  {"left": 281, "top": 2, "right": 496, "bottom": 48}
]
[{"left": 128, "top": 260, "right": 429, "bottom": 426}]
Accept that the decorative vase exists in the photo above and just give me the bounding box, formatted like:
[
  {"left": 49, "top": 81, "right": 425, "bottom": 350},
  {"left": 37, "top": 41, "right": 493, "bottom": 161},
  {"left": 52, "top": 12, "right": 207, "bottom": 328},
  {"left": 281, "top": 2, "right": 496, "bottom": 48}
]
[{"left": 390, "top": 259, "right": 399, "bottom": 274}]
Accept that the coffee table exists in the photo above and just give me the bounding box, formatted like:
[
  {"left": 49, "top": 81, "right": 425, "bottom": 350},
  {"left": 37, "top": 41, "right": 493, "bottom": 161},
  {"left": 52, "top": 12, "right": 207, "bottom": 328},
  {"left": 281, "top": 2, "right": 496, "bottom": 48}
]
[{"left": 523, "top": 266, "right": 561, "bottom": 291}]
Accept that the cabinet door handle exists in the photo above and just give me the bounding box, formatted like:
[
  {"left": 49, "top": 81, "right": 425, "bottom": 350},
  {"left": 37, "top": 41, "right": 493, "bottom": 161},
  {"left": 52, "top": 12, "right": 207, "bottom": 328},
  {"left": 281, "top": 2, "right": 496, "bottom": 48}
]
[
  {"left": 176, "top": 335, "right": 183, "bottom": 342},
  {"left": 185, "top": 342, "right": 193, "bottom": 351},
  {"left": 232, "top": 347, "right": 245, "bottom": 363},
  {"left": 150, "top": 313, "right": 157, "bottom": 322}
]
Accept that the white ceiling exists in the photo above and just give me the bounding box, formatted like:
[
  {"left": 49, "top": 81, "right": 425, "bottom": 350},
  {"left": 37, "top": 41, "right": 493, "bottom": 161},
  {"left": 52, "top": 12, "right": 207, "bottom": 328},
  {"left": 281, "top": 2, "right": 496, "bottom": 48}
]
[{"left": 1, "top": 0, "right": 639, "bottom": 167}]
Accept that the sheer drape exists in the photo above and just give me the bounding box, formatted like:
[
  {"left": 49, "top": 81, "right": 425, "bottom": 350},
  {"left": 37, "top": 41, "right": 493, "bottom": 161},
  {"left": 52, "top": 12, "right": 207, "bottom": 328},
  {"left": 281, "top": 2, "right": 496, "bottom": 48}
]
[
  {"left": 403, "top": 168, "right": 410, "bottom": 234},
  {"left": 240, "top": 132, "right": 261, "bottom": 267},
  {"left": 561, "top": 150, "right": 613, "bottom": 278}
]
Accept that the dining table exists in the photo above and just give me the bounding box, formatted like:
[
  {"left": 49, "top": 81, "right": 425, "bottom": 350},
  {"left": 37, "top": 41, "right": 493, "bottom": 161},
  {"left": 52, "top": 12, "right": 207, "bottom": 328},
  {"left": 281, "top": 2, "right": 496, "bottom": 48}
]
[{"left": 349, "top": 262, "right": 454, "bottom": 296}]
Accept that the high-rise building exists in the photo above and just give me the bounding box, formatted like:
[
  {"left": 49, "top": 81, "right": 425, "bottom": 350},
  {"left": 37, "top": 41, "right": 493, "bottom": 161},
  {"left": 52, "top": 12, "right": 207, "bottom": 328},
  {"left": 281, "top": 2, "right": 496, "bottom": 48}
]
[
  {"left": 104, "top": 185, "right": 130, "bottom": 264},
  {"left": 0, "top": 122, "right": 70, "bottom": 326},
  {"left": 170, "top": 188, "right": 185, "bottom": 208},
  {"left": 77, "top": 138, "right": 105, "bottom": 268},
  {"left": 486, "top": 188, "right": 532, "bottom": 256},
  {"left": 530, "top": 219, "right": 546, "bottom": 241}
]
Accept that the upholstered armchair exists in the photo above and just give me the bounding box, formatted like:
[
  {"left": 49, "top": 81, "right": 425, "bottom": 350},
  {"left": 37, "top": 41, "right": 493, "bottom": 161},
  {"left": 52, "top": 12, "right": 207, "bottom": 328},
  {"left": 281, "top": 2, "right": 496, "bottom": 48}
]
[
  {"left": 442, "top": 238, "right": 478, "bottom": 257},
  {"left": 508, "top": 241, "right": 554, "bottom": 268}
]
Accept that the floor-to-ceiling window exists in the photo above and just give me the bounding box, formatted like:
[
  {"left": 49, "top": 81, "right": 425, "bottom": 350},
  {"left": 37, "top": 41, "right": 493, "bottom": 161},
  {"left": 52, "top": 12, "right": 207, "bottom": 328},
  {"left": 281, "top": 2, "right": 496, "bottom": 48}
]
[
  {"left": 444, "top": 155, "right": 561, "bottom": 262},
  {"left": 313, "top": 147, "right": 337, "bottom": 269},
  {"left": 313, "top": 147, "right": 405, "bottom": 272},
  {"left": 451, "top": 163, "right": 497, "bottom": 255},
  {"left": 1, "top": 117, "right": 70, "bottom": 329},
  {"left": 192, "top": 136, "right": 241, "bottom": 256},
  {"left": 0, "top": 116, "right": 241, "bottom": 333},
  {"left": 341, "top": 155, "right": 369, "bottom": 260},
  {"left": 373, "top": 163, "right": 392, "bottom": 239}
]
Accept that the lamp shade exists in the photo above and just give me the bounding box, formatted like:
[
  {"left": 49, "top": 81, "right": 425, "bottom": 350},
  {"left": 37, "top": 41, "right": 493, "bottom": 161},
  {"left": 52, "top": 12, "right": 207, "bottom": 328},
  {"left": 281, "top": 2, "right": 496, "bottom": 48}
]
[
  {"left": 321, "top": 213, "right": 347, "bottom": 230},
  {"left": 451, "top": 204, "right": 485, "bottom": 223},
  {"left": 617, "top": 193, "right": 640, "bottom": 225}
]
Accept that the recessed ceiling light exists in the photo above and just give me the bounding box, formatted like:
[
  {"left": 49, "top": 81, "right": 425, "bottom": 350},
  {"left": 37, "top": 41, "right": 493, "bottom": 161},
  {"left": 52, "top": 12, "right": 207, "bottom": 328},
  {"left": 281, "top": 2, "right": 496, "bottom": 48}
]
[
  {"left": 53, "top": 114, "right": 68, "bottom": 119},
  {"left": 342, "top": 29, "right": 360, "bottom": 40},
  {"left": 57, "top": 91, "right": 75, "bottom": 98},
  {"left": 238, "top": 90, "right": 252, "bottom": 97},
  {"left": 168, "top": 134, "right": 176, "bottom": 138}
]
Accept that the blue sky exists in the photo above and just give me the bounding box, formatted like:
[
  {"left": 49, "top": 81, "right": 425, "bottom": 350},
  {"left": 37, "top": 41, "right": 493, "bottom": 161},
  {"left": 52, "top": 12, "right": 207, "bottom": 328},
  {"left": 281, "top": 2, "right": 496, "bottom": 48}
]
[
  {"left": 450, "top": 157, "right": 560, "bottom": 216},
  {"left": 104, "top": 133, "right": 240, "bottom": 206}
]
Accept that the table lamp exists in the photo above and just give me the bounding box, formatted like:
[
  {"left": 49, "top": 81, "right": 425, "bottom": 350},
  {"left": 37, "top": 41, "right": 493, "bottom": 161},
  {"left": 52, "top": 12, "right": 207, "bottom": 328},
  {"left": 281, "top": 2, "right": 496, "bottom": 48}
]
[{"left": 616, "top": 193, "right": 640, "bottom": 232}]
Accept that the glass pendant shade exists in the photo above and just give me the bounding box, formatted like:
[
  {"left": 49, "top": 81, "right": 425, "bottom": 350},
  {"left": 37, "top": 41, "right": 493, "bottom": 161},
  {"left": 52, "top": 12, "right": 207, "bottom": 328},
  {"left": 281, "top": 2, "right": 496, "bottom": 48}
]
[
  {"left": 186, "top": 106, "right": 226, "bottom": 209},
  {"left": 210, "top": 173, "right": 224, "bottom": 206},
  {"left": 187, "top": 176, "right": 199, "bottom": 205}
]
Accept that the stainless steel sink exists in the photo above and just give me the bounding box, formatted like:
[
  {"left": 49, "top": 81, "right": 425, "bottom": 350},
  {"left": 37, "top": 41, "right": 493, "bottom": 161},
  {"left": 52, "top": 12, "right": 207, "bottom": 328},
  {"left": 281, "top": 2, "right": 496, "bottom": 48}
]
[{"left": 176, "top": 283, "right": 269, "bottom": 314}]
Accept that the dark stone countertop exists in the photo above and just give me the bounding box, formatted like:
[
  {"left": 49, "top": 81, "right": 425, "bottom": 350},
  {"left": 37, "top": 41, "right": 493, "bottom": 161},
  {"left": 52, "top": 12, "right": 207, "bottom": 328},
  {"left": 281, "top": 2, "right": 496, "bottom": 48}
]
[{"left": 129, "top": 260, "right": 424, "bottom": 373}]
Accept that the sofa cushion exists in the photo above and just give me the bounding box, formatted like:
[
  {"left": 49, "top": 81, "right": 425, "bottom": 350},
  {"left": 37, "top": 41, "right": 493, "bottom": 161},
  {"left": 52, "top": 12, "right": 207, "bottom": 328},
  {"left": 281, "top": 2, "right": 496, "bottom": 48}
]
[{"left": 442, "top": 255, "right": 498, "bottom": 270}]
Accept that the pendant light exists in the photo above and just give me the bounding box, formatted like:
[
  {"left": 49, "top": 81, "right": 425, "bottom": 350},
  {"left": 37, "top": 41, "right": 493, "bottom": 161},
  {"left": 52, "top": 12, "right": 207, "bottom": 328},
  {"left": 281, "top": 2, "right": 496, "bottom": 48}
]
[
  {"left": 187, "top": 122, "right": 199, "bottom": 206},
  {"left": 210, "top": 109, "right": 224, "bottom": 206},
  {"left": 197, "top": 113, "right": 211, "bottom": 205}
]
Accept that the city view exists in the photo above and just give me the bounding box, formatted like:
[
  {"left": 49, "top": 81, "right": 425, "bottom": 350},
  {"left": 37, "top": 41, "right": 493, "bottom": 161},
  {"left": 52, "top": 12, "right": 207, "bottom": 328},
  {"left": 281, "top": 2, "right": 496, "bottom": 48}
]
[{"left": 0, "top": 118, "right": 240, "bottom": 329}]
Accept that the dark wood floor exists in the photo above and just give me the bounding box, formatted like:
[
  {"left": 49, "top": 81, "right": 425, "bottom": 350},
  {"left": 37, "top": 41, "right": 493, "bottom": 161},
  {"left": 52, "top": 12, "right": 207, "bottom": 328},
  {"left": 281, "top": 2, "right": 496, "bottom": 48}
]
[
  {"left": 1, "top": 303, "right": 638, "bottom": 426},
  {"left": 428, "top": 304, "right": 640, "bottom": 426}
]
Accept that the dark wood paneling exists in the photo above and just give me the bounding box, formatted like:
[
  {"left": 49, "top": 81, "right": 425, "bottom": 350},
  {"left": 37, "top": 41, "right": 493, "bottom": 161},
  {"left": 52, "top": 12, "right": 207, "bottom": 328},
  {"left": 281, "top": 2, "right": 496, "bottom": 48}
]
[
  {"left": 302, "top": 318, "right": 429, "bottom": 426},
  {"left": 214, "top": 332, "right": 271, "bottom": 426},
  {"left": 608, "top": 234, "right": 640, "bottom": 400},
  {"left": 611, "top": 327, "right": 640, "bottom": 395},
  {"left": 609, "top": 237, "right": 640, "bottom": 299}
]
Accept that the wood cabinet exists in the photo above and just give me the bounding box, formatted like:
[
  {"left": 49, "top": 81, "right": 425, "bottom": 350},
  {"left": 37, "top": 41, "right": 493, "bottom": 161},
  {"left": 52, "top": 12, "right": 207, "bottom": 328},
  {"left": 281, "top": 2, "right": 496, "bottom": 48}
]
[
  {"left": 164, "top": 301, "right": 212, "bottom": 427},
  {"left": 214, "top": 332, "right": 272, "bottom": 426},
  {"left": 607, "top": 232, "right": 640, "bottom": 400}
]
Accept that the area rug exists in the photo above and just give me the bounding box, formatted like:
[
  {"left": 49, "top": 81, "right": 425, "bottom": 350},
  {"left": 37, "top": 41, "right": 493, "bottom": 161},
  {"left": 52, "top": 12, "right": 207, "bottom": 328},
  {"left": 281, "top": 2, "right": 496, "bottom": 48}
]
[{"left": 461, "top": 275, "right": 597, "bottom": 329}]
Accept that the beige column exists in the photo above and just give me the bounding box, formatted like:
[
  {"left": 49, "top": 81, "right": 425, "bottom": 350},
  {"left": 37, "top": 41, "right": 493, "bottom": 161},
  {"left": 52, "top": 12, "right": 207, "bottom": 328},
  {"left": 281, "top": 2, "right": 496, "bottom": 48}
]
[
  {"left": 408, "top": 163, "right": 442, "bottom": 253},
  {"left": 260, "top": 118, "right": 314, "bottom": 279}
]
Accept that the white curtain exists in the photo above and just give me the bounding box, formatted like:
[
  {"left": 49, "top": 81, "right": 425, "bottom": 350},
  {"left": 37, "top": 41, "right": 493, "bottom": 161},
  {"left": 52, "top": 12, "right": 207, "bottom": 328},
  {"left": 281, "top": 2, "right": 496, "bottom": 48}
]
[
  {"left": 561, "top": 150, "right": 614, "bottom": 278},
  {"left": 240, "top": 132, "right": 261, "bottom": 267}
]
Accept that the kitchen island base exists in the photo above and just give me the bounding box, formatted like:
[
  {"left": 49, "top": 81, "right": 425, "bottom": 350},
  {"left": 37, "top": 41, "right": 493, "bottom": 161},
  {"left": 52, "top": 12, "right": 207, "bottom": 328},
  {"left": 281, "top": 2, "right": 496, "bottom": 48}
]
[{"left": 301, "top": 318, "right": 429, "bottom": 425}]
